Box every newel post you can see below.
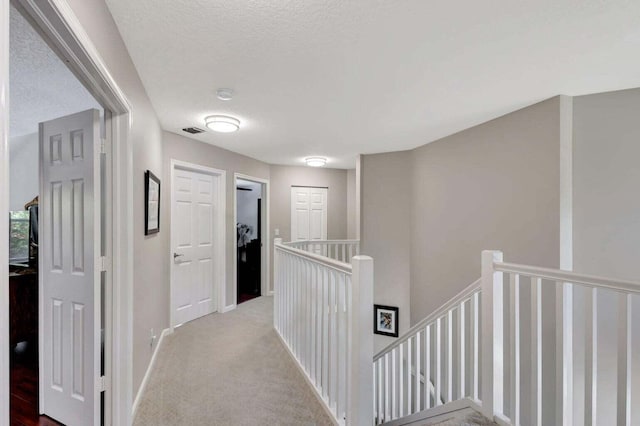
[273,238,283,330]
[481,250,504,420]
[348,255,374,426]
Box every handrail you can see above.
[374,278,481,361]
[495,262,640,294]
[274,241,352,274]
[285,239,360,245]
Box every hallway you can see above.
[133,296,332,425]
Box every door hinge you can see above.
[99,138,109,155]
[98,376,106,393]
[99,256,110,272]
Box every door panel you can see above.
[40,109,101,425]
[172,169,217,326]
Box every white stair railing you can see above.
[373,279,482,424]
[373,249,640,426]
[484,250,640,426]
[273,238,373,426]
[287,239,360,263]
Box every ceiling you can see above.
[105,0,640,168]
[10,4,100,138]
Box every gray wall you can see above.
[163,131,271,308]
[360,151,412,352]
[410,97,563,322]
[9,132,38,211]
[572,87,640,423]
[65,0,166,397]
[347,168,356,239]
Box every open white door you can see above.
[39,109,101,425]
[172,168,218,326]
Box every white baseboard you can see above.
[131,328,171,417]
[222,304,236,313]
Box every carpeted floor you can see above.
[133,296,333,426]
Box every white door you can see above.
[40,109,101,426]
[290,186,327,242]
[172,168,217,326]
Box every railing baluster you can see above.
[510,273,520,425]
[407,336,412,413]
[322,267,329,399]
[617,293,632,426]
[391,348,397,419]
[415,330,421,412]
[436,317,442,406]
[316,264,322,387]
[384,352,390,421]
[459,300,466,399]
[556,280,574,426]
[377,359,383,423]
[447,309,453,403]
[310,261,316,382]
[425,324,431,409]
[330,271,338,411]
[585,287,597,426]
[399,342,404,417]
[472,291,479,402]
[531,277,542,426]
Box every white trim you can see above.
[169,159,226,330]
[3,1,134,425]
[221,304,237,313]
[233,173,271,305]
[131,328,171,417]
[0,2,10,424]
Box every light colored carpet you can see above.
[133,296,333,426]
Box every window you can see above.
[9,211,29,263]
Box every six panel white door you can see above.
[40,109,101,425]
[172,168,218,327]
[290,186,327,243]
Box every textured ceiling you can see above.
[105,0,640,168]
[10,5,100,138]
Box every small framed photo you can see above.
[145,170,161,235]
[374,304,399,337]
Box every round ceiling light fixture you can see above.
[205,115,240,133]
[305,157,327,167]
[216,88,234,101]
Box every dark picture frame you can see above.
[144,170,161,235]
[373,304,399,337]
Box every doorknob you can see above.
[174,253,183,259]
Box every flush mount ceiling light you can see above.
[205,115,240,133]
[305,157,327,167]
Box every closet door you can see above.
[290,186,327,243]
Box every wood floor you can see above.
[10,348,63,426]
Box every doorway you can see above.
[8,4,104,425]
[170,160,226,329]
[233,174,269,306]
[2,0,134,424]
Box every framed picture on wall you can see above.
[145,170,161,235]
[374,304,399,337]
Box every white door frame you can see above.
[233,173,271,307]
[0,1,134,425]
[169,159,226,331]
